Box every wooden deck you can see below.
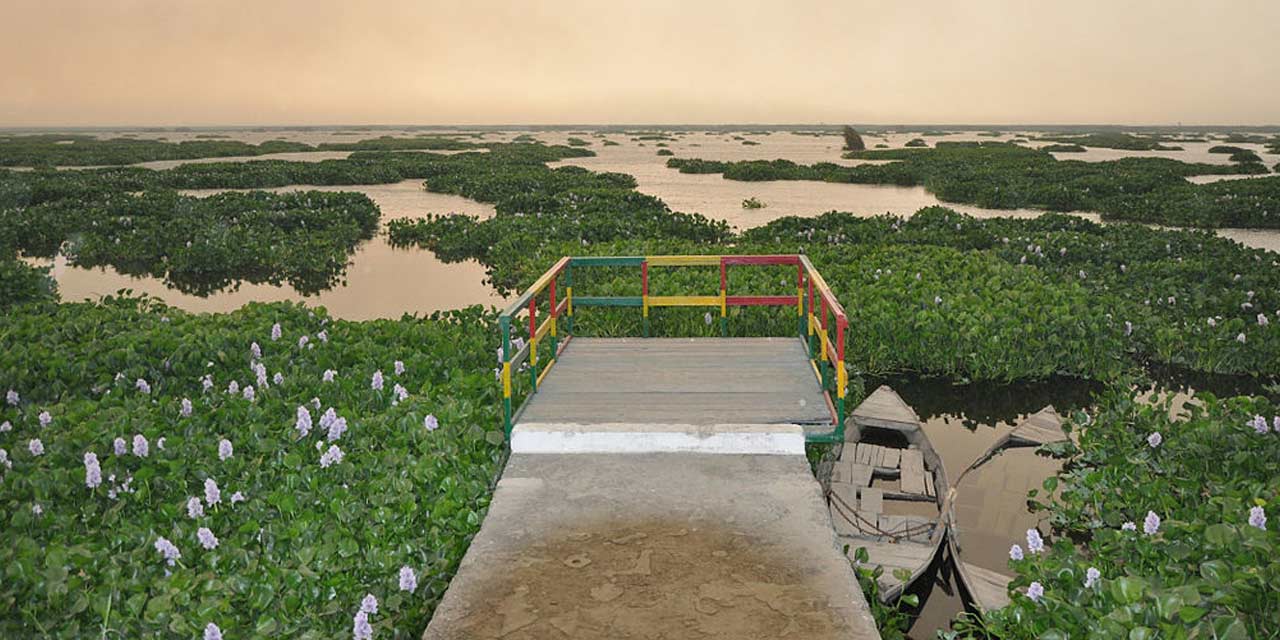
[517,337,834,431]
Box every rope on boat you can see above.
[827,487,935,542]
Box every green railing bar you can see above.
[569,256,646,267]
[573,296,644,307]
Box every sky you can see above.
[2,0,1278,127]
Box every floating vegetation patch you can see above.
[741,197,766,209]
[1038,132,1183,151]
[1041,143,1086,153]
[656,149,674,156]
[666,142,1280,228]
[904,138,928,148]
[0,134,484,167]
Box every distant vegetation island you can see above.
[1037,132,1182,151]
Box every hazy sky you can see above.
[3,0,1278,127]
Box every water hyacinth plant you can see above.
[0,297,503,637]
[950,389,1279,639]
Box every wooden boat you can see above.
[825,385,949,602]
[945,405,1065,613]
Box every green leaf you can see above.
[1111,576,1146,605]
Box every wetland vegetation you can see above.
[667,142,1280,228]
[3,133,1278,640]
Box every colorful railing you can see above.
[498,255,849,442]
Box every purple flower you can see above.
[28,438,44,456]
[424,414,439,431]
[318,330,328,343]
[271,323,282,341]
[205,478,221,505]
[231,491,246,504]
[1236,333,1247,344]
[242,385,255,401]
[1124,321,1133,336]
[136,378,151,394]
[1026,581,1044,603]
[113,437,128,456]
[251,341,262,359]
[0,421,9,432]
[181,398,193,417]
[360,594,378,614]
[1249,506,1267,531]
[394,361,405,376]
[133,434,149,457]
[84,452,102,488]
[1207,317,1217,327]
[327,416,348,442]
[273,372,284,386]
[1259,314,1270,326]
[0,448,9,470]
[1084,567,1101,588]
[1147,432,1162,448]
[320,407,337,430]
[704,312,713,325]
[154,536,181,566]
[1121,521,1137,532]
[5,389,17,406]
[352,610,373,640]
[320,444,344,468]
[1274,416,1280,433]
[392,384,408,405]
[1026,529,1044,554]
[204,623,223,640]
[202,375,214,392]
[298,335,310,349]
[227,380,239,395]
[296,406,313,437]
[157,437,166,450]
[1250,415,1269,434]
[1143,510,1160,536]
[323,369,337,383]
[371,370,384,391]
[197,527,219,550]
[399,566,417,593]
[32,503,42,516]
[187,496,205,519]
[218,439,233,461]
[38,411,52,427]
[1009,544,1024,561]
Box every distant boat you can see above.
[826,385,949,602]
[945,405,1066,613]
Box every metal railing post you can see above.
[564,262,574,335]
[528,297,538,392]
[719,259,728,337]
[641,260,650,337]
[500,315,513,437]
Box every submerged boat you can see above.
[825,385,949,602]
[945,405,1066,613]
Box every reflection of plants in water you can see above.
[870,374,1101,430]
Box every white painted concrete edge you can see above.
[511,422,806,455]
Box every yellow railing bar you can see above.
[646,255,722,266]
[647,295,724,307]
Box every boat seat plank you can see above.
[859,487,883,515]
[899,449,927,496]
[829,481,860,512]
[882,448,900,469]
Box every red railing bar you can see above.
[721,255,801,266]
[726,295,797,306]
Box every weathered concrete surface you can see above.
[424,453,881,639]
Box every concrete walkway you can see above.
[424,450,880,639]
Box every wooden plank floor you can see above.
[518,337,833,430]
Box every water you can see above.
[34,179,508,320]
